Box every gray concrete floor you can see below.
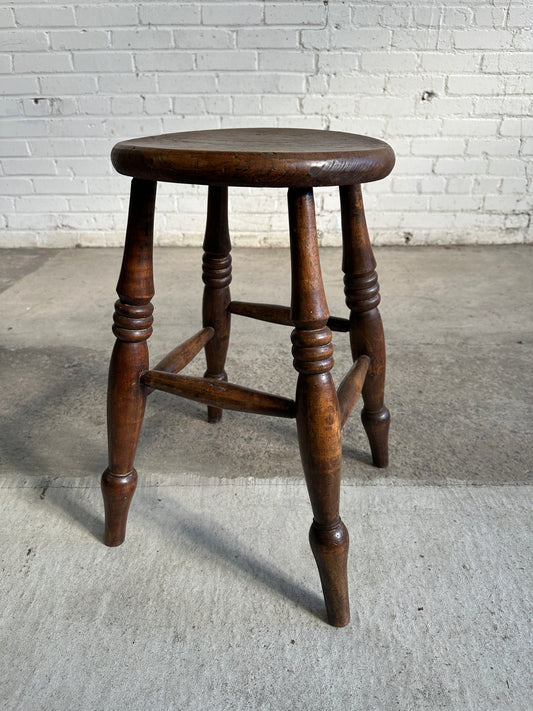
[1,246,532,710]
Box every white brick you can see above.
[111,96,144,115]
[0,140,29,157]
[158,73,216,94]
[174,28,233,49]
[507,5,533,27]
[361,52,417,73]
[237,28,299,48]
[29,138,85,157]
[442,7,473,27]
[329,74,382,95]
[446,177,475,194]
[0,54,11,73]
[387,118,442,135]
[261,95,300,115]
[135,52,193,72]
[0,30,48,51]
[143,95,173,115]
[447,74,504,95]
[1,75,39,94]
[395,157,434,174]
[198,50,256,71]
[76,4,139,27]
[112,29,173,50]
[202,4,262,26]
[431,195,483,211]
[473,7,507,27]
[442,119,498,136]
[232,95,262,115]
[411,138,465,156]
[15,5,75,27]
[0,97,22,117]
[139,4,200,25]
[50,30,109,51]
[360,96,414,116]
[420,53,481,73]
[413,6,441,27]
[204,94,232,115]
[350,5,381,27]
[499,52,533,73]
[99,74,158,93]
[258,52,314,73]
[0,7,15,28]
[487,159,527,177]
[500,177,529,193]
[300,29,329,50]
[466,138,521,156]
[73,52,133,73]
[391,29,445,51]
[500,118,532,136]
[317,52,359,72]
[435,158,486,175]
[14,53,72,74]
[330,28,390,50]
[454,30,514,50]
[265,3,326,26]
[0,178,34,194]
[2,118,47,137]
[40,75,98,95]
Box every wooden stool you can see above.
[102,128,395,627]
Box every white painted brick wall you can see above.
[1,0,532,247]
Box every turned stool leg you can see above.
[101,178,156,546]
[202,186,232,423]
[340,184,390,468]
[288,187,350,627]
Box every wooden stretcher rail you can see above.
[228,301,350,332]
[141,370,297,418]
[337,355,371,428]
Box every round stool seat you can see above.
[111,127,395,188]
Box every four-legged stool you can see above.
[102,128,395,627]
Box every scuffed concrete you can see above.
[1,246,532,709]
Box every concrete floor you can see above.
[1,245,531,710]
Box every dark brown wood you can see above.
[104,129,395,626]
[142,371,296,418]
[101,177,156,546]
[340,184,390,467]
[288,186,350,627]
[202,185,231,422]
[228,300,350,332]
[152,327,214,374]
[111,128,395,188]
[337,355,371,428]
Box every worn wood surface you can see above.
[340,184,390,467]
[142,371,296,418]
[288,186,350,627]
[112,127,395,188]
[202,185,232,422]
[103,129,394,625]
[101,178,156,546]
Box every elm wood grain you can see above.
[101,178,156,546]
[202,185,232,422]
[288,186,350,627]
[228,300,350,332]
[337,355,371,429]
[340,184,390,468]
[111,127,395,188]
[142,371,296,418]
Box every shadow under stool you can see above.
[101,128,395,627]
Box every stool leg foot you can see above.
[102,468,137,546]
[310,519,350,627]
[202,186,232,423]
[289,187,350,627]
[340,184,390,468]
[101,178,156,546]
